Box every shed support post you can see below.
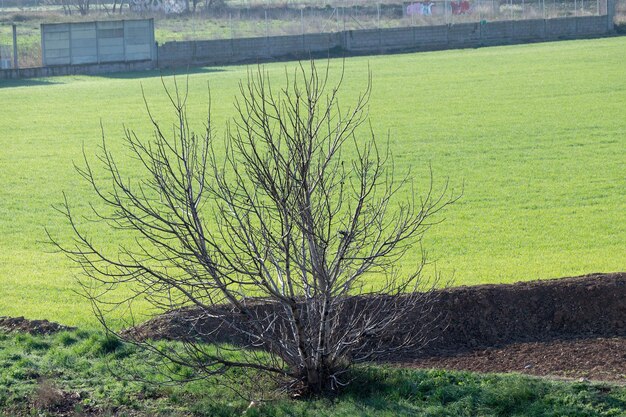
[12,24,18,69]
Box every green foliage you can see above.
[55,331,78,347]
[1,330,626,416]
[70,332,131,358]
[94,335,123,355]
[13,333,51,352]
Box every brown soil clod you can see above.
[127,272,626,350]
[418,271,626,355]
[405,337,626,383]
[32,379,82,416]
[4,272,625,383]
[124,272,626,382]
[0,316,76,335]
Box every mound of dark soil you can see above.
[420,272,626,355]
[126,272,626,357]
[0,316,76,335]
[32,381,84,417]
[407,337,626,382]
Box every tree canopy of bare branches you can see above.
[52,61,458,395]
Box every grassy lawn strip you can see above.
[1,330,625,416]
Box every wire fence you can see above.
[155,0,611,42]
[0,44,13,67]
[0,0,622,68]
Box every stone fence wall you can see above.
[0,14,614,80]
[156,15,611,68]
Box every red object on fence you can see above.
[451,0,471,14]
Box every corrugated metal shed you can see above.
[41,19,154,66]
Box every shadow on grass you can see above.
[0,66,226,88]
[98,66,226,80]
[338,366,626,417]
[0,78,61,88]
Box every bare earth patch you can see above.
[125,272,626,382]
[403,337,626,383]
[3,273,625,383]
[0,316,76,335]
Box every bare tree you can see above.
[51,0,90,15]
[76,0,90,15]
[111,0,125,14]
[52,62,458,395]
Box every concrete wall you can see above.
[0,14,614,80]
[0,59,154,80]
[157,32,342,68]
[41,19,155,66]
[158,15,612,69]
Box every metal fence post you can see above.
[69,23,74,65]
[40,24,45,66]
[301,8,305,50]
[12,24,17,69]
[607,0,615,29]
[122,20,127,62]
[265,10,269,56]
[150,18,156,63]
[96,21,100,64]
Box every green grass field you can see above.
[2,330,626,416]
[1,37,625,327]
